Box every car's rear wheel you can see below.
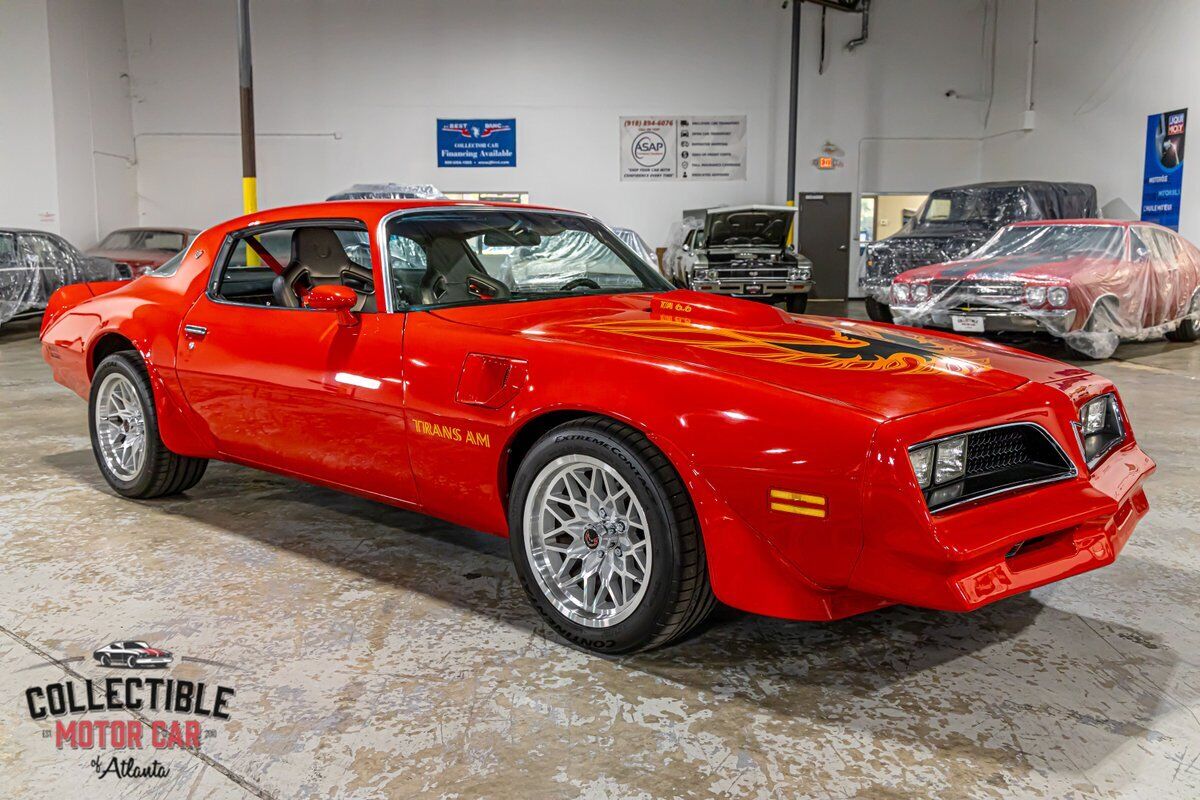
[509,417,715,654]
[865,296,893,322]
[784,293,809,314]
[1166,295,1199,342]
[89,352,208,498]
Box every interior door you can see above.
[796,192,852,299]
[175,290,418,503]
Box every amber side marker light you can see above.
[769,489,827,518]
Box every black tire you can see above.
[1166,298,1199,342]
[508,417,716,654]
[865,296,893,322]
[784,293,809,314]
[1166,317,1199,342]
[99,655,111,667]
[89,352,208,499]
[1063,298,1121,360]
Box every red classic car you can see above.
[89,227,198,278]
[889,220,1200,359]
[40,201,1155,653]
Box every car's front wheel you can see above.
[784,293,809,314]
[509,417,715,654]
[99,655,111,667]
[865,296,893,322]
[89,352,208,498]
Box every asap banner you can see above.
[437,118,516,167]
[1141,108,1187,230]
[620,116,747,182]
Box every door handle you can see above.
[183,324,208,338]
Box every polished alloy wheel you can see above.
[523,454,652,628]
[94,372,147,481]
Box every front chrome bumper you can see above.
[892,306,1076,335]
[858,277,893,304]
[689,279,813,298]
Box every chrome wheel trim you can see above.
[95,372,147,481]
[523,454,652,629]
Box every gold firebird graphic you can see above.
[582,318,989,376]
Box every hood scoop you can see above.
[651,290,793,329]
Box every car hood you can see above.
[434,291,1081,419]
[899,254,1119,282]
[704,205,794,250]
[87,248,173,265]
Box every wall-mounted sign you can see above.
[619,116,746,181]
[811,141,844,171]
[437,118,516,168]
[1141,108,1186,230]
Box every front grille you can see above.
[715,259,789,280]
[929,280,1024,311]
[966,427,1031,476]
[919,423,1076,512]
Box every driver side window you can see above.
[213,222,375,311]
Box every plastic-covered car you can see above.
[0,229,122,326]
[327,183,447,201]
[889,220,1200,359]
[662,206,813,313]
[860,181,1099,322]
[41,200,1155,654]
[612,227,656,267]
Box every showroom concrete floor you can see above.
[1,305,1198,800]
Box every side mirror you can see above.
[306,284,359,327]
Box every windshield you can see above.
[386,210,670,308]
[971,225,1126,260]
[100,230,188,252]
[918,188,1029,226]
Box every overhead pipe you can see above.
[845,0,870,51]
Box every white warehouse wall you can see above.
[46,0,139,248]
[0,1,60,233]
[982,0,1200,238]
[124,0,992,255]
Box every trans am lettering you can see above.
[584,319,987,375]
[413,419,492,447]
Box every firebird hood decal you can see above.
[581,318,989,376]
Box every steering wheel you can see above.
[419,270,511,305]
[561,278,602,292]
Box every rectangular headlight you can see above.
[1078,394,1124,467]
[934,436,968,484]
[908,446,934,488]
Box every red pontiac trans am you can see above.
[40,200,1155,653]
[889,219,1200,359]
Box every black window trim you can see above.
[206,217,372,312]
[376,205,671,314]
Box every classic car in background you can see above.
[327,183,447,201]
[0,229,122,326]
[860,181,1099,322]
[41,200,1154,654]
[88,227,198,278]
[663,205,813,313]
[889,220,1200,359]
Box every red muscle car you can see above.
[40,200,1155,654]
[889,220,1200,359]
